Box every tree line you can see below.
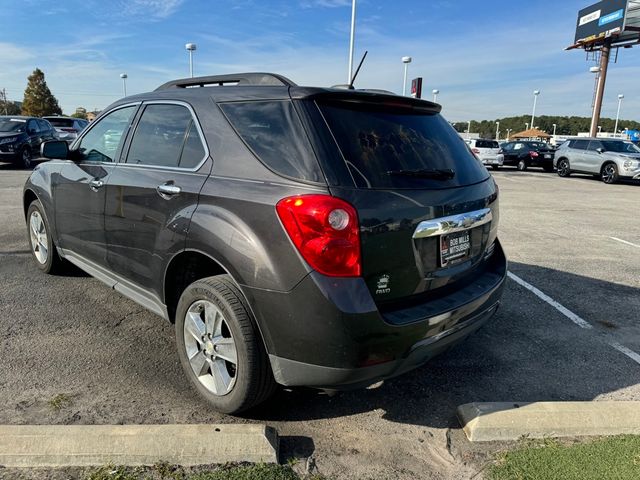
[452,115,640,140]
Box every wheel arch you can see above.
[163,248,275,356]
[23,188,38,218]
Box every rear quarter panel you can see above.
[23,161,65,242]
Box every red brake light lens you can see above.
[472,148,481,154]
[530,151,539,158]
[276,195,361,277]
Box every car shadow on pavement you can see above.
[247,261,640,430]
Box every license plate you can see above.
[544,154,552,159]
[440,230,471,267]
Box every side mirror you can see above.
[41,140,69,159]
[596,147,605,154]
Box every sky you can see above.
[0,0,638,123]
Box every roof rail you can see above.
[155,73,297,91]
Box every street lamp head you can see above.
[120,73,128,79]
[432,89,439,95]
[533,90,540,96]
[589,66,601,74]
[618,94,625,100]
[185,43,197,51]
[402,56,412,64]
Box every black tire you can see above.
[26,200,63,274]
[175,275,276,414]
[517,159,528,171]
[491,165,500,170]
[601,162,619,184]
[557,158,571,177]
[543,165,554,173]
[19,147,32,169]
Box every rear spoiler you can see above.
[290,88,442,114]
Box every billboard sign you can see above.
[575,0,629,43]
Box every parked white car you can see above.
[466,139,503,170]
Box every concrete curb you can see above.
[0,424,279,467]
[457,402,640,442]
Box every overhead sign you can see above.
[575,0,629,43]
[411,77,423,99]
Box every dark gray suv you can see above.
[24,73,507,413]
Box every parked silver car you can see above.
[42,116,89,144]
[554,138,640,184]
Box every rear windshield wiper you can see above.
[386,168,455,180]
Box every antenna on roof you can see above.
[349,51,368,89]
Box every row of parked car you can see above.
[466,137,640,184]
[0,115,89,168]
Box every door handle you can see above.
[89,179,104,192]
[157,183,182,199]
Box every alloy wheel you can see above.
[558,160,569,177]
[29,211,48,264]
[22,149,32,168]
[602,164,617,184]
[183,300,238,396]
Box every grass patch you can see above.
[48,393,72,411]
[84,463,307,480]
[488,435,640,480]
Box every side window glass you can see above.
[179,122,206,169]
[27,120,39,134]
[587,141,603,151]
[38,120,50,132]
[503,143,513,152]
[514,143,524,150]
[77,106,137,163]
[573,140,589,150]
[126,104,198,168]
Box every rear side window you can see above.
[220,101,322,183]
[571,140,589,150]
[317,101,489,189]
[126,104,206,169]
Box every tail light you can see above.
[276,195,361,277]
[529,151,539,158]
[472,148,481,154]
[498,149,503,154]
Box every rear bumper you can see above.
[245,240,507,389]
[482,156,504,166]
[0,151,19,162]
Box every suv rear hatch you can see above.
[297,91,500,311]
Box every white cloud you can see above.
[301,0,352,8]
[120,0,184,19]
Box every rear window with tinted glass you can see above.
[220,101,323,183]
[476,140,499,149]
[317,101,489,189]
[46,118,74,128]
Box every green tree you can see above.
[21,68,62,117]
[0,100,21,116]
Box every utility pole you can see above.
[590,39,612,138]
[348,0,357,84]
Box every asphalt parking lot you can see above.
[0,161,639,479]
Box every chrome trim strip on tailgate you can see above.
[412,208,492,239]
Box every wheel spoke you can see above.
[185,312,205,344]
[205,305,222,337]
[189,350,209,376]
[30,214,39,237]
[210,358,232,394]
[213,337,237,364]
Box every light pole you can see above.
[119,73,128,97]
[495,121,500,141]
[185,43,197,78]
[614,94,624,136]
[402,56,412,96]
[467,121,472,139]
[347,0,357,84]
[552,123,557,137]
[506,129,512,141]
[432,89,439,102]
[598,125,602,135]
[525,122,529,130]
[531,90,540,131]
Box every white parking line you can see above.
[507,272,592,329]
[610,237,640,249]
[507,271,640,367]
